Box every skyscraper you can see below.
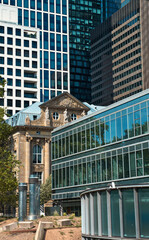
[69,0,121,103]
[91,0,149,105]
[0,0,69,115]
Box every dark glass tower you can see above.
[69,0,121,103]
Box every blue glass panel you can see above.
[37,0,41,10]
[24,0,28,8]
[57,53,61,70]
[50,52,55,69]
[44,13,48,30]
[50,71,55,88]
[57,72,61,89]
[63,73,68,90]
[111,190,120,237]
[37,12,42,29]
[50,0,54,12]
[50,15,54,31]
[18,9,22,25]
[56,15,61,32]
[40,31,42,49]
[63,54,67,70]
[101,191,108,236]
[62,17,67,33]
[44,51,49,69]
[50,33,55,50]
[40,89,42,102]
[44,32,48,50]
[43,0,48,11]
[62,0,67,15]
[40,51,42,68]
[24,10,29,26]
[138,188,149,238]
[30,0,35,9]
[44,70,49,88]
[31,11,35,27]
[44,90,49,102]
[10,0,15,5]
[122,189,136,237]
[51,90,55,98]
[56,0,60,13]
[40,70,42,87]
[63,35,67,52]
[3,0,8,4]
[56,34,61,51]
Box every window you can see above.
[53,112,59,120]
[7,58,13,65]
[7,109,12,116]
[24,101,29,107]
[0,99,4,106]
[16,100,21,107]
[16,69,21,76]
[7,68,13,75]
[0,26,4,33]
[16,28,21,36]
[0,67,4,74]
[7,89,13,96]
[16,49,21,56]
[7,27,13,35]
[71,113,77,121]
[32,41,37,48]
[16,90,21,97]
[16,59,21,66]
[0,57,4,64]
[16,39,21,46]
[0,36,4,44]
[7,78,13,86]
[16,79,21,86]
[33,145,42,164]
[0,47,4,54]
[24,50,29,57]
[32,61,37,68]
[7,99,12,107]
[32,51,37,58]
[24,60,29,67]
[24,40,29,47]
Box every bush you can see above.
[53,210,59,216]
[63,212,67,216]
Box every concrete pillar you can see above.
[18,183,27,221]
[25,136,32,183]
[45,138,50,181]
[28,175,38,220]
[81,196,86,234]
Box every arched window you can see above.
[33,145,42,164]
[71,113,77,121]
[53,112,59,120]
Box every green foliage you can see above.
[53,210,59,216]
[0,77,19,208]
[69,213,75,219]
[40,175,52,205]
[63,212,67,216]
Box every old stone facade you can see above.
[11,93,90,185]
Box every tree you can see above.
[0,77,19,211]
[40,175,52,205]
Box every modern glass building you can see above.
[0,0,69,115]
[91,0,149,106]
[51,89,149,216]
[69,0,121,103]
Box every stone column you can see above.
[45,138,50,181]
[25,136,32,183]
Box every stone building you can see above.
[7,93,90,185]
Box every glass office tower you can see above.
[0,0,69,107]
[69,0,121,103]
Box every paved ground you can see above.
[45,227,81,240]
